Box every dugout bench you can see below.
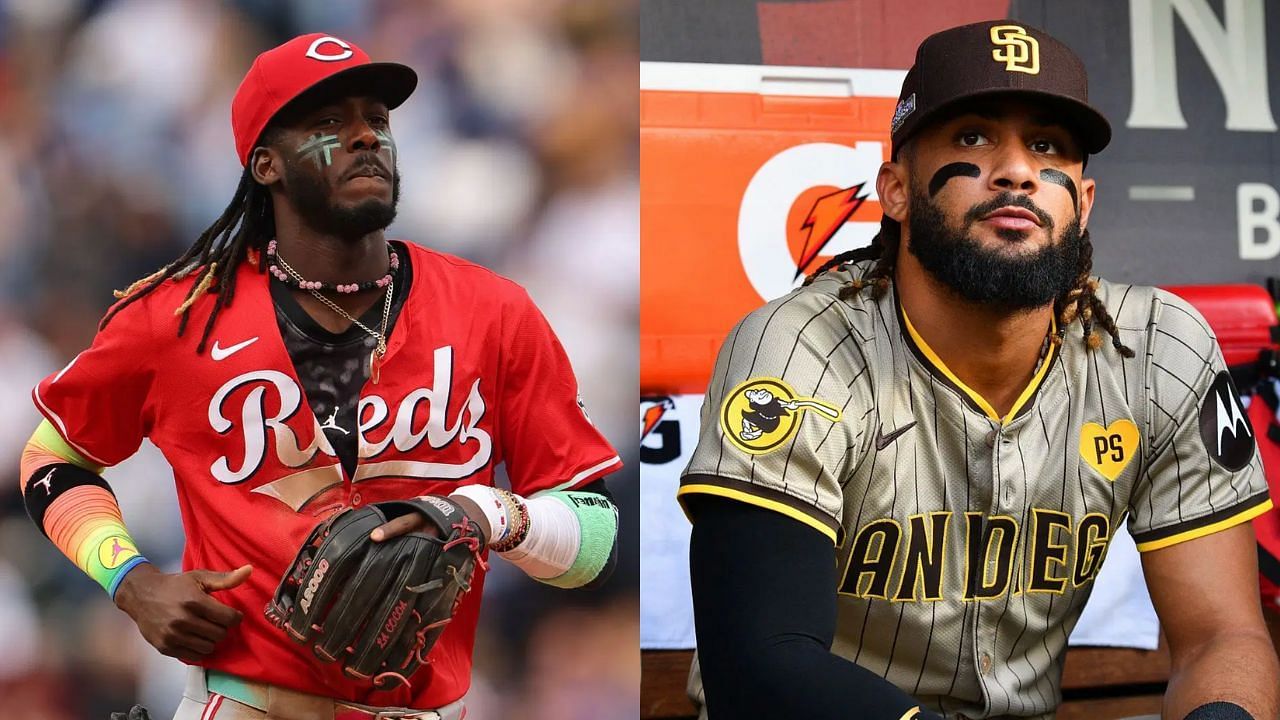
[642,608,1280,719]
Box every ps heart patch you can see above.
[1079,420,1140,481]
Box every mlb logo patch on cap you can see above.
[890,93,916,135]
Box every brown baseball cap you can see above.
[890,20,1110,158]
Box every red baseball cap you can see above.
[231,33,418,166]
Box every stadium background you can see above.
[642,0,1280,286]
[0,1,639,718]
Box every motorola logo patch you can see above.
[1198,371,1255,471]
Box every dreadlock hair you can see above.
[101,147,278,354]
[1050,228,1135,358]
[804,220,1136,358]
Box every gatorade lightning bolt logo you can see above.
[642,398,675,441]
[793,183,869,281]
[738,141,884,301]
[642,396,682,465]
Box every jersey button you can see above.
[980,652,993,675]
[351,492,363,506]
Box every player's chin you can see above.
[326,197,398,239]
[335,195,396,220]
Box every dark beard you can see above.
[283,156,401,241]
[906,189,1083,313]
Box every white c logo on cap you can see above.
[305,36,353,62]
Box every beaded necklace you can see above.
[269,240,397,384]
[266,239,398,293]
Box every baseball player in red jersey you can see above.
[19,34,621,719]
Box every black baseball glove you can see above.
[266,496,486,689]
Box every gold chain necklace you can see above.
[274,249,394,384]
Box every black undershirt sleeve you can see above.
[688,494,943,720]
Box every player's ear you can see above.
[877,161,909,224]
[250,146,282,187]
[1078,176,1096,230]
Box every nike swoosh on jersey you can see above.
[875,421,917,450]
[210,336,260,361]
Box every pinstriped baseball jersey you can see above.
[679,261,1271,719]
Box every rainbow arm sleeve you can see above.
[20,420,149,598]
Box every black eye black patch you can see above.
[1039,169,1078,207]
[928,162,981,197]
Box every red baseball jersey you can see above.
[34,242,622,708]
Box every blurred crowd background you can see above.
[0,0,639,718]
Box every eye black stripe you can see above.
[929,162,981,197]
[1039,169,1078,207]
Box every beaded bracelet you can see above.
[491,491,531,553]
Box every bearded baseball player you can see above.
[19,34,621,719]
[680,21,1279,720]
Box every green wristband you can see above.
[539,491,619,589]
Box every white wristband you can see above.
[499,494,581,579]
[447,485,510,544]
